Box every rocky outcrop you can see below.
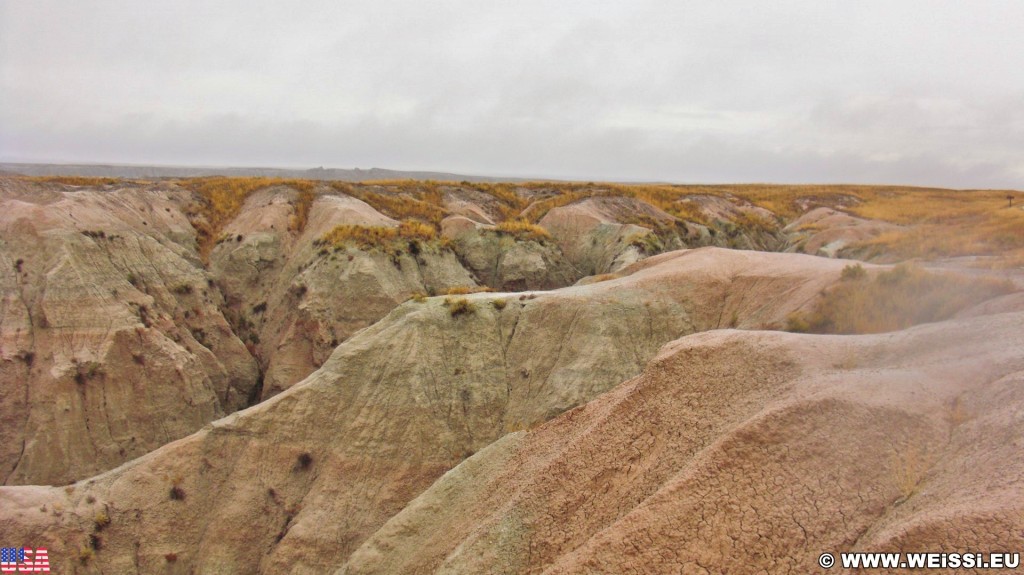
[676,193,788,251]
[537,194,794,277]
[208,188,478,399]
[785,206,900,258]
[0,179,258,485]
[538,197,685,276]
[0,247,866,573]
[447,229,577,291]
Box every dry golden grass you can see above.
[472,182,522,204]
[317,225,402,250]
[599,183,1022,263]
[893,443,932,502]
[786,264,1016,334]
[445,285,494,295]
[318,220,434,247]
[855,194,1024,262]
[495,219,552,241]
[180,177,322,257]
[310,181,1024,263]
[181,177,271,258]
[610,184,716,225]
[472,182,531,220]
[520,190,593,222]
[687,185,1024,262]
[28,176,122,186]
[285,180,317,233]
[35,174,1020,264]
[443,297,476,317]
[332,181,447,225]
[516,182,797,226]
[315,219,446,258]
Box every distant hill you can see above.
[0,162,528,183]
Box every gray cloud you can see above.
[2,0,1023,187]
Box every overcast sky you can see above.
[2,1,1023,187]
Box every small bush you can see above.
[164,552,178,563]
[252,301,267,314]
[840,263,867,281]
[190,328,209,348]
[296,452,313,470]
[172,283,194,295]
[785,312,811,333]
[492,299,507,310]
[78,546,94,565]
[169,486,186,501]
[444,297,476,317]
[94,511,110,531]
[89,533,103,551]
[409,292,428,303]
[893,444,931,502]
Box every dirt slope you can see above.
[341,309,1024,575]
[0,247,856,573]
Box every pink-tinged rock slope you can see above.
[341,309,1024,575]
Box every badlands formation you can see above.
[0,175,1022,574]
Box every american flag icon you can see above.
[0,547,49,572]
